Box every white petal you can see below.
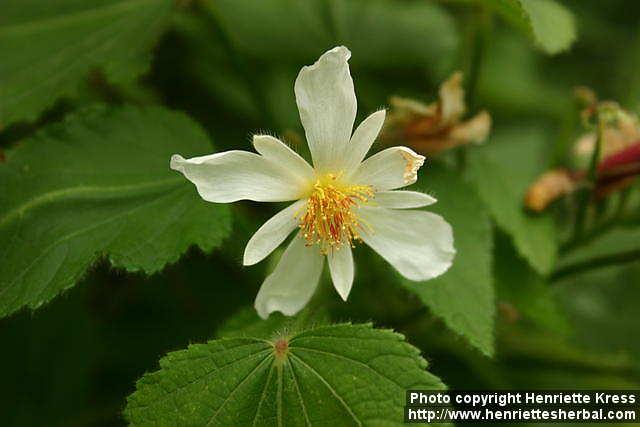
[327,246,354,301]
[252,135,315,185]
[342,109,386,174]
[294,46,357,172]
[243,200,306,266]
[358,207,455,281]
[254,234,324,319]
[349,146,425,191]
[170,151,305,203]
[373,191,437,209]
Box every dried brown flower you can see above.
[382,72,491,155]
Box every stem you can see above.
[572,112,604,238]
[466,5,490,112]
[560,219,614,253]
[551,249,640,282]
[615,186,632,218]
[587,117,605,184]
[457,4,491,172]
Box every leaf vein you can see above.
[290,353,361,426]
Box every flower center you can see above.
[297,174,374,254]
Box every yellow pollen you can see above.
[297,174,374,254]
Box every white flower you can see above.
[170,46,455,319]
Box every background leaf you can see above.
[556,263,640,367]
[0,105,231,318]
[402,164,495,356]
[2,0,640,424]
[197,0,459,127]
[0,0,173,126]
[330,0,458,74]
[125,323,445,426]
[556,227,640,272]
[494,232,568,332]
[467,125,558,275]
[0,251,255,426]
[207,0,458,72]
[477,34,572,119]
[483,0,577,54]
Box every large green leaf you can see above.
[330,0,458,73]
[403,165,495,356]
[0,105,231,318]
[467,125,558,275]
[125,323,444,426]
[483,0,577,54]
[207,0,458,72]
[206,0,331,65]
[178,0,457,132]
[477,34,572,119]
[0,0,173,126]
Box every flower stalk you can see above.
[573,109,604,238]
[525,93,640,226]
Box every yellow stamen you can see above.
[297,174,374,254]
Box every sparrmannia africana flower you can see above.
[171,47,455,318]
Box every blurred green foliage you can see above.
[1,0,640,425]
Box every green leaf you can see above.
[207,0,458,73]
[403,165,495,356]
[498,326,640,388]
[0,105,231,318]
[206,0,332,64]
[494,232,568,332]
[467,125,558,275]
[330,0,458,73]
[557,226,640,271]
[618,30,640,110]
[478,34,572,119]
[0,0,173,126]
[171,10,261,121]
[125,323,445,426]
[184,0,457,128]
[483,0,577,55]
[556,263,640,364]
